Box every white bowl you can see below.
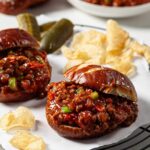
[67,0,150,18]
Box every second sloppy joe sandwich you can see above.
[0,28,51,102]
[46,64,138,139]
[0,0,48,15]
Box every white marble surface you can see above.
[0,1,150,150]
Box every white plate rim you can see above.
[67,0,150,18]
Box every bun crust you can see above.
[46,110,137,139]
[64,64,137,102]
[0,29,39,51]
[46,108,110,139]
[0,92,36,103]
[0,0,48,15]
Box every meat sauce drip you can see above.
[0,48,50,98]
[47,81,138,131]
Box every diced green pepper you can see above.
[9,77,17,91]
[76,87,84,94]
[90,91,99,100]
[35,56,44,64]
[61,106,72,113]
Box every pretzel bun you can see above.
[0,0,48,15]
[46,64,138,139]
[0,28,51,102]
[64,64,137,102]
[0,29,39,51]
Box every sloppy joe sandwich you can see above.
[46,64,138,139]
[0,28,51,102]
[0,0,48,15]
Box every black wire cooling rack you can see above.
[92,123,150,150]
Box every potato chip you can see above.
[75,44,105,58]
[111,60,136,77]
[64,59,84,72]
[13,107,35,129]
[10,131,46,150]
[127,40,150,62]
[62,46,76,59]
[0,112,15,129]
[0,106,35,131]
[127,40,145,55]
[62,19,150,76]
[71,30,106,48]
[105,53,119,64]
[121,49,134,61]
[10,131,37,149]
[62,46,89,60]
[144,48,150,63]
[25,139,46,150]
[85,55,106,65]
[106,20,129,53]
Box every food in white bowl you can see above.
[85,0,150,7]
[67,0,150,18]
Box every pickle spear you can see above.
[40,19,74,53]
[17,13,41,41]
[40,21,56,32]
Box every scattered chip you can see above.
[62,19,150,76]
[64,59,84,72]
[10,131,46,150]
[144,48,150,64]
[0,106,35,132]
[25,139,46,150]
[71,30,106,48]
[106,20,129,54]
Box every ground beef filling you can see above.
[0,48,50,98]
[47,81,138,132]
